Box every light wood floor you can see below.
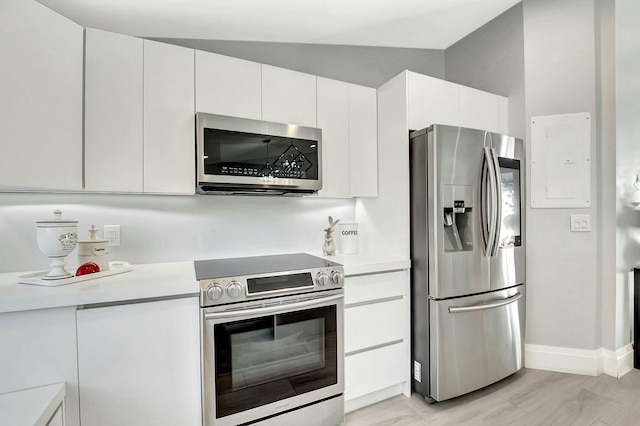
[345,368,640,425]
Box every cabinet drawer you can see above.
[344,270,408,305]
[345,341,407,401]
[345,297,405,354]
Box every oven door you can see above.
[202,290,344,426]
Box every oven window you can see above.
[213,305,337,418]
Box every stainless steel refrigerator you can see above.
[410,124,526,403]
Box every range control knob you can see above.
[227,280,243,298]
[206,283,223,301]
[316,272,329,286]
[330,270,344,285]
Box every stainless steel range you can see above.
[196,253,344,426]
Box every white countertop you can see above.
[313,252,410,276]
[0,261,198,314]
[0,383,65,426]
[0,253,409,314]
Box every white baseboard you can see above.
[525,343,634,378]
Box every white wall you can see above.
[0,193,355,273]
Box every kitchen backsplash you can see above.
[0,193,355,273]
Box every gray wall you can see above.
[616,0,640,348]
[444,0,618,352]
[445,3,525,140]
[152,38,445,88]
[522,0,606,350]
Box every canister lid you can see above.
[78,225,108,243]
[36,209,78,225]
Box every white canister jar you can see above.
[337,221,359,255]
[77,225,109,272]
[36,210,78,280]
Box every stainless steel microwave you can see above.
[196,113,322,195]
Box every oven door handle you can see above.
[203,293,343,320]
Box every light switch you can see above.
[570,214,590,232]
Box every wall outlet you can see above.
[413,360,422,382]
[570,214,591,232]
[104,225,121,246]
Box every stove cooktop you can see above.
[194,253,339,280]
[195,253,344,306]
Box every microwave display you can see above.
[203,129,319,180]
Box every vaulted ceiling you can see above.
[37,0,521,49]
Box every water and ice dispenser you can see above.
[442,185,473,252]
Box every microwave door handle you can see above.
[204,293,343,320]
[490,149,502,256]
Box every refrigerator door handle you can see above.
[448,291,523,314]
[490,148,502,257]
[481,147,498,256]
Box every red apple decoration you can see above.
[76,262,100,276]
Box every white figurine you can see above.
[323,216,340,256]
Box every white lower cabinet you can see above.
[0,307,79,426]
[76,297,201,426]
[345,297,405,353]
[345,341,407,401]
[343,270,410,412]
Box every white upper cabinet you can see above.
[84,28,144,192]
[85,30,195,194]
[316,79,378,199]
[317,78,350,198]
[143,40,195,194]
[348,84,378,197]
[458,85,508,134]
[407,71,508,135]
[407,72,460,131]
[261,65,317,127]
[195,51,261,120]
[0,0,83,190]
